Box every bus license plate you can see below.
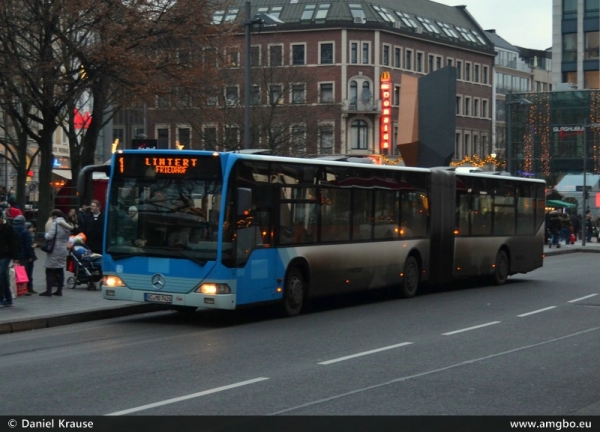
[144,293,173,304]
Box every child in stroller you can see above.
[66,233,103,290]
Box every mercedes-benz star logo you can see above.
[151,273,166,290]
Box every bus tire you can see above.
[491,250,509,285]
[399,256,419,298]
[281,267,305,317]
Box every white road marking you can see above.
[517,306,557,317]
[441,321,500,336]
[270,327,600,415]
[568,294,598,303]
[106,377,269,415]
[318,342,413,365]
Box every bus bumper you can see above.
[102,286,237,310]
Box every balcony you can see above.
[344,98,379,113]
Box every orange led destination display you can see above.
[114,153,221,180]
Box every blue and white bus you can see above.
[83,150,545,317]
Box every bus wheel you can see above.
[282,267,305,317]
[399,256,419,298]
[491,250,509,285]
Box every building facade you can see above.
[113,0,496,165]
[552,0,600,89]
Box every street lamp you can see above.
[505,96,532,175]
[243,1,283,149]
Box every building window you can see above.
[270,84,283,105]
[456,95,462,115]
[383,45,390,66]
[465,62,471,81]
[301,4,315,20]
[349,80,357,109]
[350,119,368,150]
[473,135,480,156]
[177,127,191,149]
[416,51,423,72]
[227,49,239,67]
[563,33,577,62]
[204,126,217,150]
[349,3,366,20]
[585,71,600,89]
[320,42,334,64]
[473,98,480,117]
[464,134,471,156]
[269,45,283,67]
[455,132,462,159]
[482,100,488,118]
[291,44,306,65]
[474,64,480,83]
[447,58,454,67]
[350,42,358,64]
[224,126,239,148]
[482,66,489,84]
[315,3,331,20]
[585,32,600,59]
[394,47,401,68]
[393,85,400,106]
[362,42,370,64]
[291,124,306,155]
[436,55,442,71]
[291,84,306,103]
[157,127,169,149]
[405,49,413,71]
[456,60,462,80]
[320,82,334,103]
[361,81,371,105]
[250,85,260,105]
[586,0,600,18]
[464,97,471,116]
[563,0,577,19]
[225,86,238,106]
[428,54,434,73]
[250,45,260,67]
[319,123,334,155]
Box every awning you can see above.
[546,199,576,208]
[52,169,72,180]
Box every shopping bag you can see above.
[17,282,28,297]
[9,267,17,299]
[14,265,29,284]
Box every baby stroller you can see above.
[66,243,103,291]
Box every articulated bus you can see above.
[84,150,545,317]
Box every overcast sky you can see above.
[434,0,552,50]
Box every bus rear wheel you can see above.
[281,267,305,317]
[399,256,419,298]
[491,250,509,285]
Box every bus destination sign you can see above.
[114,153,221,180]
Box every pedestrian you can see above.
[12,215,37,295]
[585,211,594,242]
[0,210,20,307]
[25,222,38,292]
[559,212,572,246]
[548,210,561,248]
[6,196,23,218]
[81,199,104,254]
[39,209,73,297]
[66,208,80,234]
[570,212,580,240]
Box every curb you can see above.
[544,246,600,257]
[0,303,165,335]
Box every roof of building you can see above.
[221,0,495,54]
[485,30,518,52]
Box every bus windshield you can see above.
[105,153,223,264]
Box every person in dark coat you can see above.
[81,199,104,254]
[548,210,561,248]
[0,210,20,306]
[12,215,36,295]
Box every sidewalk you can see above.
[2,241,600,335]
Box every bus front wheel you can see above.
[399,256,419,298]
[491,250,509,285]
[281,267,305,317]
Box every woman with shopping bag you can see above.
[13,215,37,295]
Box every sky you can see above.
[435,0,552,50]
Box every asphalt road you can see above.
[1,253,599,417]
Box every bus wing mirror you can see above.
[236,188,252,216]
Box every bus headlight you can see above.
[103,275,126,287]
[197,283,231,295]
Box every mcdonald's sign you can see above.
[380,72,392,150]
